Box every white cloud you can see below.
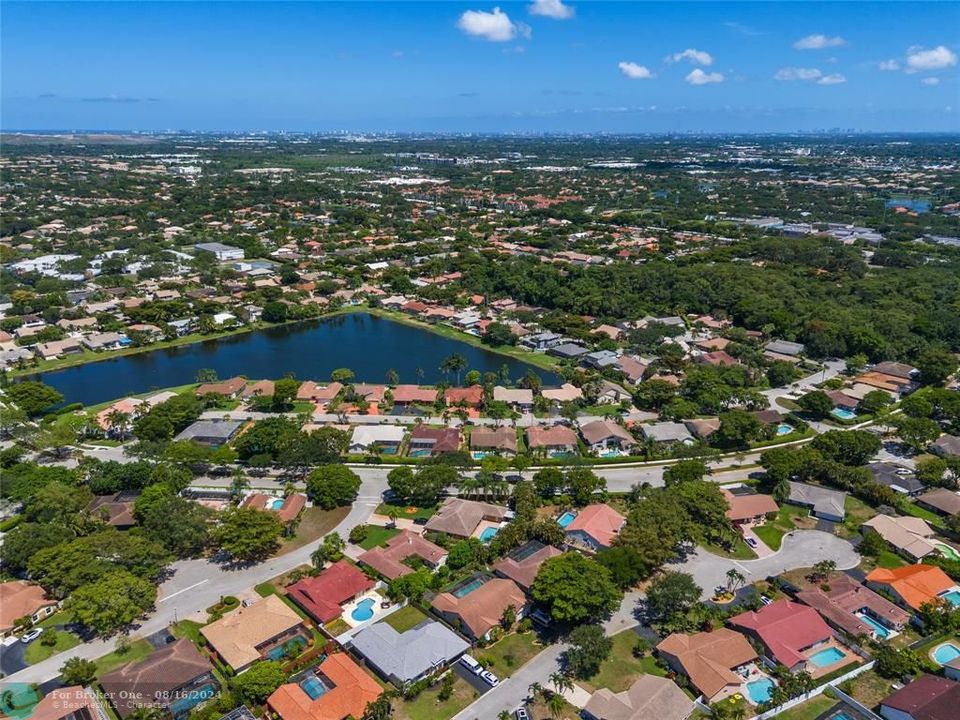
[668,48,714,66]
[878,59,900,71]
[906,45,957,71]
[922,77,941,86]
[793,34,846,50]
[774,67,823,81]
[817,73,846,85]
[618,61,654,79]
[529,0,574,20]
[457,7,528,42]
[685,69,724,85]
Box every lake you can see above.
[30,312,559,407]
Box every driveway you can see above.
[0,637,28,677]
[668,529,860,598]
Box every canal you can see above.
[30,312,559,407]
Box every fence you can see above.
[752,660,876,720]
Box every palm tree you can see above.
[547,692,566,718]
[440,353,468,385]
[527,682,544,703]
[549,671,573,695]
[106,409,129,439]
[498,712,511,720]
[229,468,250,503]
[726,568,746,593]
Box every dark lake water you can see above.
[31,312,558,407]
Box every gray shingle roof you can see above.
[350,620,469,684]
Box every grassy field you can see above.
[94,638,154,676]
[394,675,479,720]
[358,525,402,550]
[754,504,814,551]
[842,669,898,710]
[375,501,438,521]
[23,630,81,664]
[578,631,666,694]
[381,605,430,633]
[477,632,541,677]
[275,506,351,555]
[840,496,877,538]
[771,695,838,720]
[702,536,757,560]
[171,620,206,644]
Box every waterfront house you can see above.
[656,629,758,703]
[200,594,306,673]
[0,581,58,639]
[582,674,694,720]
[349,619,469,688]
[865,564,959,612]
[469,426,518,456]
[431,577,527,641]
[492,540,563,592]
[492,385,534,411]
[541,383,583,405]
[580,419,637,454]
[564,503,626,552]
[423,497,508,539]
[728,599,845,674]
[286,560,376,624]
[173,419,244,447]
[408,425,461,456]
[392,384,438,408]
[99,639,215,718]
[267,653,382,720]
[195,377,247,399]
[444,385,484,408]
[296,381,343,403]
[358,530,447,580]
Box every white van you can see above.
[459,654,482,674]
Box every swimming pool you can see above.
[351,597,376,622]
[746,677,775,703]
[933,643,960,665]
[808,647,845,668]
[776,423,794,436]
[479,526,499,543]
[452,577,486,598]
[557,511,577,528]
[856,612,891,639]
[268,498,285,510]
[830,408,857,421]
[266,636,306,660]
[299,675,329,700]
[168,684,217,716]
[936,544,960,562]
[940,590,960,606]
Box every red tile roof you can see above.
[728,599,833,668]
[565,503,625,548]
[268,653,382,720]
[286,560,375,623]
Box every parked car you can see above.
[480,670,500,687]
[20,628,44,644]
[515,708,530,720]
[760,595,773,605]
[460,654,482,674]
[745,537,758,548]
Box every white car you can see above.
[480,670,500,687]
[745,537,758,548]
[20,628,44,644]
[459,654,483,675]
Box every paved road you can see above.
[761,359,845,408]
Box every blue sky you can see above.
[3,1,959,132]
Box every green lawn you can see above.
[358,525,402,550]
[323,618,351,637]
[842,669,897,710]
[900,502,947,530]
[769,695,837,720]
[23,630,81,664]
[381,605,430,633]
[395,676,479,720]
[477,632,541,677]
[840,496,877,538]
[255,581,278,597]
[94,639,154,676]
[275,506,351,555]
[579,631,666,693]
[171,620,205,645]
[375,501,438,521]
[754,505,812,551]
[702,536,757,560]
[37,609,75,629]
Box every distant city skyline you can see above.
[2,1,959,133]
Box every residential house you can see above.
[861,515,940,561]
[728,599,844,673]
[686,417,721,441]
[580,420,637,454]
[392,385,438,408]
[240,493,307,525]
[493,386,534,411]
[865,564,959,612]
[286,560,376,624]
[656,629,758,703]
[200,594,306,672]
[349,425,405,454]
[641,421,694,446]
[0,581,58,639]
[83,332,125,351]
[195,377,247,399]
[408,425,461,456]
[241,380,275,399]
[30,687,101,720]
[597,380,633,405]
[469,426,518,456]
[931,435,960,459]
[541,383,583,405]
[795,573,911,641]
[521,331,563,351]
[444,385,484,408]
[431,577,527,641]
[764,340,805,362]
[296,381,343,403]
[173,420,244,446]
[548,342,589,360]
[492,540,563,592]
[916,488,960,518]
[99,639,215,718]
[358,530,447,580]
[867,463,924,496]
[525,425,578,456]
[351,384,387,404]
[721,489,779,527]
[423,497,508,539]
[349,619,469,688]
[194,242,244,261]
[616,356,647,385]
[87,494,136,528]
[565,503,626,552]
[267,653,382,720]
[582,350,620,370]
[879,674,960,720]
[786,482,847,522]
[582,674,694,720]
[34,338,82,360]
